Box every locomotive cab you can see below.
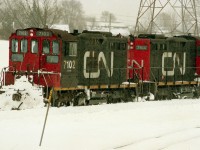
[9,29,42,74]
[4,29,42,85]
[3,28,66,87]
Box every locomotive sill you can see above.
[158,81,198,86]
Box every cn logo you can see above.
[162,52,186,76]
[83,51,114,78]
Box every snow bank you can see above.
[0,76,44,110]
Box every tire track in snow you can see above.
[113,126,200,150]
[158,127,200,150]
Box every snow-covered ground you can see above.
[1,40,200,150]
[1,91,200,150]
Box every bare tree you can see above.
[0,0,16,39]
[60,0,86,32]
[85,16,96,30]
[100,11,116,22]
[0,0,3,19]
[0,0,87,39]
[25,0,62,27]
[0,0,62,39]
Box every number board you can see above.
[16,30,29,36]
[36,31,52,37]
[136,45,148,50]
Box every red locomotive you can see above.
[2,28,200,106]
[128,34,200,99]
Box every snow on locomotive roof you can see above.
[50,24,70,32]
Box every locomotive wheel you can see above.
[57,102,65,107]
[73,92,87,106]
[106,96,113,104]
[73,97,86,106]
[193,92,199,99]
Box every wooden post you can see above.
[39,88,53,146]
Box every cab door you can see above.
[61,41,78,88]
[33,37,61,87]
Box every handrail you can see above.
[39,69,49,98]
[38,68,54,85]
[38,68,56,103]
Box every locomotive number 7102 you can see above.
[64,60,76,69]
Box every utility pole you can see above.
[134,0,199,36]
[109,13,111,32]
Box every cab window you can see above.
[11,54,23,62]
[11,39,18,52]
[47,56,59,63]
[42,40,50,54]
[53,40,59,54]
[69,42,77,56]
[136,45,148,50]
[65,42,77,56]
[31,40,38,53]
[20,39,28,53]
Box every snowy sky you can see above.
[80,0,140,26]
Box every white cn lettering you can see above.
[83,51,114,78]
[162,52,186,76]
